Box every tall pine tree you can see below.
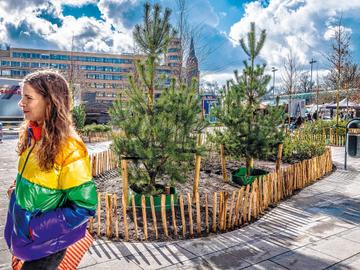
[111,2,205,194]
[214,22,284,177]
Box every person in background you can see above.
[4,70,98,270]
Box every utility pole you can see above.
[271,67,278,101]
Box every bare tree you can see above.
[281,50,300,123]
[298,71,314,93]
[325,15,352,124]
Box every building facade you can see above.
[0,43,182,103]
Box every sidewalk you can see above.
[1,142,359,269]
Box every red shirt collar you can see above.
[28,121,42,141]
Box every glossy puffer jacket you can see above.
[4,133,98,261]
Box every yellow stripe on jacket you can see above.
[18,137,92,190]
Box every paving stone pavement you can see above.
[1,141,360,270]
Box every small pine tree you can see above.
[214,22,284,177]
[111,2,205,194]
[72,104,86,131]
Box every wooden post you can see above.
[212,192,217,233]
[121,160,129,207]
[131,194,138,240]
[193,155,202,201]
[196,192,201,236]
[150,196,158,240]
[97,192,101,236]
[113,194,119,239]
[234,188,243,227]
[187,193,193,237]
[171,194,178,237]
[122,195,129,241]
[141,195,148,240]
[219,192,224,231]
[276,143,283,174]
[161,195,168,238]
[89,217,94,234]
[105,194,111,238]
[220,144,228,182]
[179,194,186,237]
[228,191,235,229]
[223,192,229,230]
[205,193,209,234]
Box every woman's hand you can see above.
[7,181,16,199]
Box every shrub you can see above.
[282,134,326,163]
[82,123,112,135]
[72,105,86,131]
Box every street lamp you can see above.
[309,58,317,93]
[271,66,278,100]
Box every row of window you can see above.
[80,65,130,73]
[87,73,123,80]
[12,52,133,64]
[96,92,118,98]
[1,61,69,69]
[88,82,125,89]
[1,70,30,76]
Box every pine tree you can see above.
[133,2,176,109]
[111,2,205,194]
[214,22,284,178]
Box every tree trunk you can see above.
[245,157,253,177]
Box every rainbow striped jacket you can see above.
[4,135,98,261]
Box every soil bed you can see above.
[93,153,291,242]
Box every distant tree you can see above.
[281,50,300,123]
[298,72,314,93]
[324,16,355,124]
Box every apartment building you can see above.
[0,40,183,104]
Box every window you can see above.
[31,62,40,68]
[12,52,21,58]
[168,55,179,60]
[40,54,50,59]
[21,62,30,67]
[104,58,114,63]
[1,61,10,66]
[40,63,49,68]
[112,75,123,80]
[104,74,112,80]
[31,53,41,59]
[168,48,178,53]
[11,61,21,67]
[58,64,68,69]
[1,70,11,76]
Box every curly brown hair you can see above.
[17,70,74,171]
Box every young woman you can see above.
[4,70,98,269]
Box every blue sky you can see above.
[0,0,360,86]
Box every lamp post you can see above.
[271,66,278,101]
[309,58,317,93]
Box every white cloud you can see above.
[201,72,234,86]
[229,0,360,72]
[0,0,135,53]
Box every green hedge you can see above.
[82,124,112,134]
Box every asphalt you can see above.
[1,140,360,270]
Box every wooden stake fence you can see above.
[88,148,333,241]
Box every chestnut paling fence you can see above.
[294,127,346,146]
[87,148,333,241]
